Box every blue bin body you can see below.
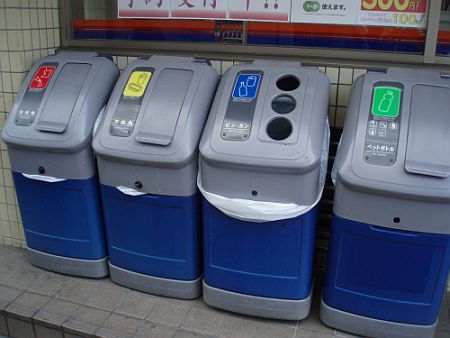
[13,172,107,260]
[323,214,450,325]
[100,184,201,281]
[203,199,318,300]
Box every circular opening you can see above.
[271,95,296,115]
[38,166,45,174]
[393,217,401,224]
[267,117,293,141]
[251,190,258,196]
[135,181,143,189]
[276,76,300,91]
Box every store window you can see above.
[438,0,450,56]
[67,0,430,57]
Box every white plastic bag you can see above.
[198,120,330,223]
[22,173,66,183]
[116,186,147,197]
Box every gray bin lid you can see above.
[199,61,330,205]
[333,68,450,233]
[1,52,119,154]
[93,56,219,167]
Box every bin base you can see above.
[109,263,201,299]
[320,298,437,338]
[28,247,108,278]
[203,280,312,320]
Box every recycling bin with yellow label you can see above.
[93,56,219,299]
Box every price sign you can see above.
[357,0,428,28]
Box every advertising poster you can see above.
[228,0,291,22]
[118,0,428,28]
[357,0,428,28]
[171,0,228,20]
[291,0,357,25]
[118,0,171,18]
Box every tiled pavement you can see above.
[0,244,448,338]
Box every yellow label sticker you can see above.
[123,71,152,97]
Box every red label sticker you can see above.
[29,66,56,90]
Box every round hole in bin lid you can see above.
[272,95,296,114]
[276,76,300,91]
[267,117,293,141]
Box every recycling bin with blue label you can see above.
[321,69,450,338]
[93,56,218,299]
[198,61,330,320]
[1,52,119,277]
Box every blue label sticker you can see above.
[232,74,261,100]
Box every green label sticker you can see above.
[372,86,401,117]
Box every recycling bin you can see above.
[321,69,450,338]
[93,56,218,299]
[198,61,330,320]
[1,52,119,277]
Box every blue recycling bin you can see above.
[321,69,450,338]
[1,52,118,277]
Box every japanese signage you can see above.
[357,0,427,28]
[118,0,428,28]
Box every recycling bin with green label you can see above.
[321,69,450,338]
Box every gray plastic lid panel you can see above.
[135,68,193,146]
[199,63,330,174]
[93,56,219,167]
[404,85,450,178]
[35,63,92,133]
[1,52,119,153]
[335,69,450,203]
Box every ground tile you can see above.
[5,292,50,321]
[100,313,142,335]
[0,284,22,303]
[6,316,35,338]
[3,264,44,290]
[148,298,191,327]
[295,328,333,338]
[0,248,27,266]
[29,272,69,297]
[0,314,8,336]
[135,321,176,338]
[83,286,126,312]
[114,290,158,319]
[68,306,110,327]
[216,313,260,338]
[180,306,223,336]
[252,320,296,338]
[173,329,215,338]
[57,280,92,305]
[35,324,64,338]
[0,263,20,285]
[40,298,80,319]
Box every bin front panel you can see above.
[203,199,317,300]
[13,172,107,260]
[100,184,201,280]
[323,214,450,325]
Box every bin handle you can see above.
[22,173,66,183]
[116,186,147,197]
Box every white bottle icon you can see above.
[246,76,257,87]
[378,91,393,113]
[239,82,248,97]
